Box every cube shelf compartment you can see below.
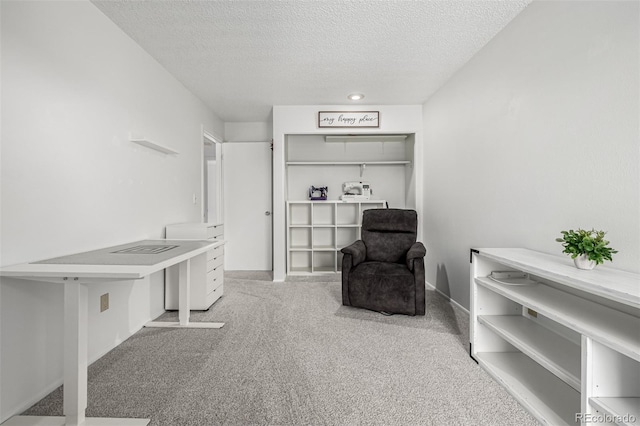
[289,203,312,226]
[289,228,311,250]
[286,200,386,274]
[289,251,312,274]
[336,203,359,225]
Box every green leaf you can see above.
[555,228,617,264]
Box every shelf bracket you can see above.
[470,248,479,263]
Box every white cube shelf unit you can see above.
[287,200,386,274]
[470,248,640,426]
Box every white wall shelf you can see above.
[286,200,385,274]
[471,248,640,426]
[286,161,411,165]
[130,137,179,155]
[286,161,410,178]
[324,135,408,143]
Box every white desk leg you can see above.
[178,259,191,326]
[3,282,150,426]
[64,281,88,426]
[145,259,224,329]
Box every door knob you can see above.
[265,211,271,216]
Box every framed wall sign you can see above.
[318,111,380,128]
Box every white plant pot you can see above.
[574,254,596,270]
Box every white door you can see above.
[223,142,272,270]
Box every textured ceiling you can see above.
[92,0,532,122]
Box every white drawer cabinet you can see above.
[165,223,225,310]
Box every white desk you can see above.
[0,239,225,426]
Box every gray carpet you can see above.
[23,272,538,425]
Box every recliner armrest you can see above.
[406,242,426,271]
[341,240,366,268]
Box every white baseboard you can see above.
[425,280,469,315]
[1,323,147,424]
[1,380,64,424]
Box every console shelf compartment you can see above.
[475,277,640,361]
[477,248,639,310]
[471,248,640,426]
[478,315,581,391]
[589,398,640,426]
[476,352,580,426]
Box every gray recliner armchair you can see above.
[341,208,426,316]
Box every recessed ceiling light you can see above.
[348,93,364,101]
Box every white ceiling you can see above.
[92,0,532,122]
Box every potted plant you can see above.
[556,228,618,270]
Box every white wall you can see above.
[422,0,639,309]
[0,1,223,421]
[224,121,272,142]
[272,105,423,281]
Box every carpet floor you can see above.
[23,272,538,425]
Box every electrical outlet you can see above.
[527,308,538,318]
[100,293,109,312]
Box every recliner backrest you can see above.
[361,209,417,263]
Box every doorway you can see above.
[203,131,222,224]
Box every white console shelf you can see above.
[471,248,640,426]
[286,200,386,274]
